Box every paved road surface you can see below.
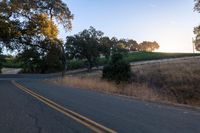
[0,80,92,133]
[0,75,200,133]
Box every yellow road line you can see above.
[11,81,117,133]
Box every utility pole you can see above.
[192,38,195,54]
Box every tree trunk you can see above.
[61,44,66,78]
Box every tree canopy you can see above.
[0,0,73,50]
[138,41,160,52]
[0,0,73,73]
[65,27,103,71]
[194,0,200,51]
[194,0,200,12]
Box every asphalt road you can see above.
[0,75,200,133]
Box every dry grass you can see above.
[55,76,118,93]
[53,71,163,103]
[51,57,200,107]
[132,57,200,106]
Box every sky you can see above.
[59,0,200,53]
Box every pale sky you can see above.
[59,0,200,53]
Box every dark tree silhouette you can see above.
[65,27,103,71]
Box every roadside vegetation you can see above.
[1,50,199,72]
[64,27,160,72]
[0,48,5,73]
[67,52,199,70]
[2,56,22,68]
[102,53,131,83]
[53,57,200,107]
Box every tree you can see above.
[65,27,103,71]
[194,1,200,51]
[0,0,73,73]
[42,40,64,73]
[0,15,21,50]
[99,36,113,59]
[17,47,42,73]
[115,39,138,51]
[0,0,72,49]
[194,26,200,51]
[138,41,160,52]
[117,39,127,49]
[110,38,128,54]
[128,39,139,51]
[17,39,63,73]
[194,0,200,13]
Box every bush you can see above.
[102,53,131,83]
[67,60,86,70]
[2,58,22,68]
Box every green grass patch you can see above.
[124,52,200,62]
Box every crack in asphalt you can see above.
[54,116,82,133]
[28,114,42,133]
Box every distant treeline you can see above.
[65,27,160,71]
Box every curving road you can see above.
[0,74,200,133]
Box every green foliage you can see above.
[26,14,58,40]
[0,15,21,50]
[0,0,72,50]
[64,52,199,71]
[17,42,63,73]
[99,36,113,59]
[17,48,42,73]
[125,52,199,63]
[42,45,64,73]
[103,53,131,83]
[67,60,86,70]
[2,58,22,68]
[65,27,104,71]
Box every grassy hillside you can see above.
[124,52,199,62]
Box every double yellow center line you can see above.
[11,81,117,133]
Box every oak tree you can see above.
[65,27,103,71]
[0,0,73,73]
